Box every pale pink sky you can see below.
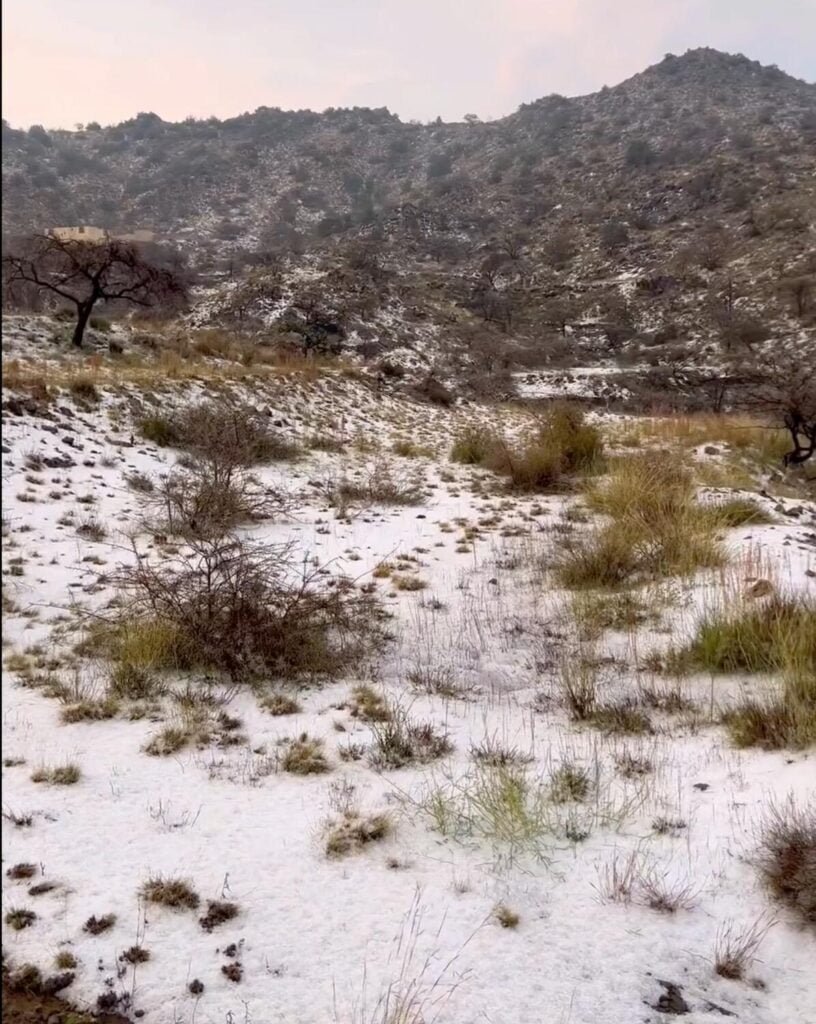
[3,0,814,128]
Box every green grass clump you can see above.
[680,594,816,750]
[681,596,816,676]
[455,405,603,492]
[704,497,774,528]
[140,415,179,447]
[450,425,497,465]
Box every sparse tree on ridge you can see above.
[3,234,187,346]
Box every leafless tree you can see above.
[3,234,186,346]
[737,342,816,465]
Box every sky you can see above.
[3,0,815,129]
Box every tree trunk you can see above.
[72,302,94,347]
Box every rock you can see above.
[746,578,774,598]
[703,445,719,455]
[693,782,710,791]
[654,980,690,1015]
[784,506,804,518]
[61,435,75,447]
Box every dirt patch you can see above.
[1,985,129,1024]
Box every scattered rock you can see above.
[653,980,690,1015]
[746,578,774,598]
[692,783,710,791]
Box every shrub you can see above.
[167,401,299,470]
[589,701,653,735]
[68,376,100,403]
[326,462,425,507]
[61,697,119,723]
[140,876,200,910]
[76,515,107,541]
[559,659,598,719]
[484,405,603,492]
[755,798,815,928]
[109,661,160,700]
[140,415,179,447]
[120,946,150,964]
[146,461,284,539]
[104,536,386,680]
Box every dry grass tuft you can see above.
[83,913,116,935]
[199,900,240,932]
[261,692,302,716]
[493,903,520,929]
[140,876,200,911]
[714,917,773,979]
[369,708,453,769]
[325,811,393,857]
[755,798,815,928]
[30,762,81,785]
[5,907,37,930]
[280,733,331,775]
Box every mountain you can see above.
[3,48,815,393]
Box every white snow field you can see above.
[2,351,815,1024]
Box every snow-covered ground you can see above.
[2,357,815,1024]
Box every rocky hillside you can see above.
[3,48,815,388]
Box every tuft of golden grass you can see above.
[556,453,727,589]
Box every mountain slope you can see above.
[3,48,815,388]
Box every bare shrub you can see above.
[103,536,386,680]
[143,400,300,472]
[145,461,286,539]
[324,461,425,509]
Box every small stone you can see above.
[746,578,773,598]
[693,782,710,791]
[654,980,690,1015]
